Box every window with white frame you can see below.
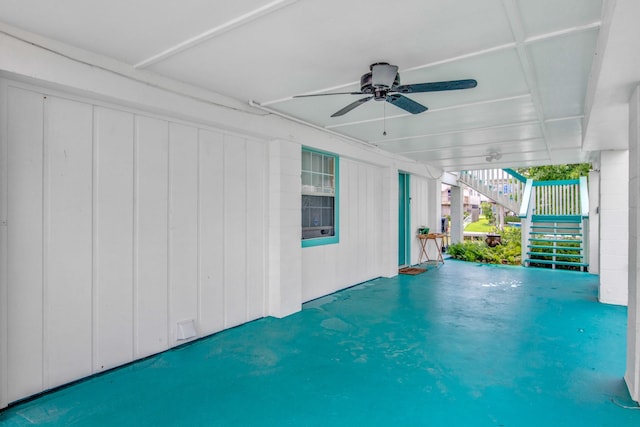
[301,148,338,245]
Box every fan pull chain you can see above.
[383,102,387,136]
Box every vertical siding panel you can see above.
[357,165,368,281]
[135,116,169,358]
[199,131,224,334]
[370,167,381,274]
[339,159,352,289]
[348,163,359,284]
[376,171,383,268]
[223,136,247,328]
[301,248,319,301]
[168,123,199,344]
[198,130,225,335]
[410,178,423,265]
[336,158,354,290]
[7,88,44,401]
[44,96,93,388]
[362,166,371,275]
[245,140,265,321]
[94,107,134,371]
[366,167,377,274]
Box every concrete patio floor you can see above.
[1,260,639,426]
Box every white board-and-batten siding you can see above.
[301,158,384,302]
[0,78,427,408]
[4,85,266,402]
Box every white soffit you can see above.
[0,0,608,170]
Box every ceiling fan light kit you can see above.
[294,62,477,117]
[486,152,502,162]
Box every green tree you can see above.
[516,163,591,181]
[481,201,494,224]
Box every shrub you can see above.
[447,228,521,265]
[505,215,520,223]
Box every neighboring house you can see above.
[441,184,484,222]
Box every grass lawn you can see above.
[464,216,495,233]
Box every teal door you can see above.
[398,173,410,266]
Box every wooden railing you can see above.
[519,177,590,270]
[519,177,588,218]
[531,177,588,217]
[458,168,527,213]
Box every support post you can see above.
[450,185,464,244]
[588,170,600,274]
[626,85,640,402]
[599,150,629,305]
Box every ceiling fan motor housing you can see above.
[360,66,400,99]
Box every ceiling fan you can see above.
[294,62,477,117]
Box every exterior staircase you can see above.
[457,169,590,272]
[519,178,590,271]
[525,215,588,271]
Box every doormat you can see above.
[399,267,427,275]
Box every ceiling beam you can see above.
[437,150,550,170]
[401,43,516,73]
[500,0,553,161]
[371,120,541,144]
[544,114,584,123]
[392,137,546,155]
[418,148,548,163]
[134,0,299,69]
[523,21,601,45]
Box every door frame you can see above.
[398,172,411,267]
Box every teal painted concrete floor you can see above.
[2,260,640,426]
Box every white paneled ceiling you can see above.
[0,0,611,171]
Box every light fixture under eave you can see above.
[486,152,502,162]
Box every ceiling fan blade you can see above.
[372,63,399,88]
[386,94,428,114]
[331,96,373,117]
[395,79,477,93]
[294,92,364,98]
